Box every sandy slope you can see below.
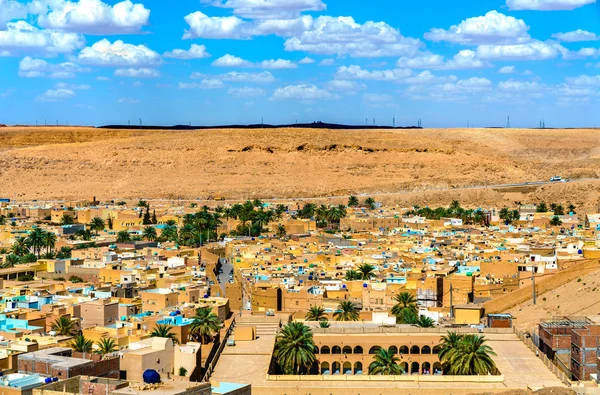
[1,126,600,205]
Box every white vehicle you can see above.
[549,176,566,182]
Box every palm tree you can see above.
[52,316,76,335]
[11,237,29,256]
[444,334,496,375]
[416,316,435,328]
[27,228,45,258]
[348,196,359,207]
[438,331,464,364]
[550,216,562,226]
[149,324,179,344]
[273,322,316,375]
[3,254,19,268]
[42,231,56,255]
[189,307,222,344]
[368,348,402,375]
[95,337,117,355]
[142,226,157,241]
[319,320,330,328]
[116,230,131,243]
[69,335,93,353]
[90,217,105,235]
[391,292,418,323]
[333,301,360,321]
[305,306,327,322]
[60,214,74,225]
[357,263,375,280]
[160,225,178,242]
[345,270,360,281]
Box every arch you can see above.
[310,362,320,375]
[354,361,363,375]
[353,345,363,354]
[400,362,409,375]
[342,346,352,355]
[422,362,431,375]
[432,345,441,355]
[399,345,409,355]
[321,362,330,375]
[321,346,330,354]
[343,362,352,375]
[433,362,443,375]
[332,362,341,375]
[369,346,382,354]
[421,345,431,354]
[332,346,342,354]
[314,346,319,354]
[388,345,398,354]
[411,362,420,375]
[410,345,420,354]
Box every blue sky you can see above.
[1,0,600,127]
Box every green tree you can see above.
[442,334,496,375]
[149,324,179,344]
[160,225,178,243]
[42,231,57,255]
[178,367,188,377]
[438,332,464,365]
[69,335,93,353]
[27,228,45,258]
[333,301,360,321]
[273,322,316,375]
[391,292,418,323]
[276,224,287,238]
[536,202,548,213]
[348,196,359,207]
[416,316,435,328]
[107,215,114,230]
[345,270,361,281]
[51,316,76,335]
[60,214,74,225]
[69,276,83,283]
[305,306,327,322]
[142,226,157,241]
[550,216,562,226]
[90,217,105,235]
[95,337,117,355]
[364,197,376,210]
[137,199,148,208]
[357,263,376,280]
[143,207,151,225]
[151,210,158,224]
[189,307,222,344]
[368,348,402,375]
[319,320,331,328]
[11,237,29,256]
[3,254,20,268]
[56,246,72,259]
[116,230,131,243]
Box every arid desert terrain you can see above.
[1,126,600,208]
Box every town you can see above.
[0,195,596,394]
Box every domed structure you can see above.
[142,369,161,384]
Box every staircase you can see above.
[234,315,283,336]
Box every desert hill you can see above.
[1,126,600,206]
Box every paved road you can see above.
[216,257,233,297]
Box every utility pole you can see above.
[531,267,536,305]
[506,116,511,128]
[449,284,454,318]
[393,115,395,128]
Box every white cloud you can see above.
[78,39,161,67]
[18,56,89,78]
[567,74,600,86]
[476,41,565,60]
[228,86,266,97]
[212,54,253,67]
[335,65,412,81]
[118,97,139,103]
[498,79,545,91]
[55,82,89,90]
[425,11,530,45]
[183,11,248,39]
[573,47,600,58]
[0,21,85,55]
[552,29,599,42]
[396,50,490,70]
[499,65,516,74]
[37,0,150,35]
[96,76,110,81]
[36,88,76,102]
[212,54,296,69]
[253,16,313,36]
[319,58,334,66]
[272,84,334,100]
[404,70,458,85]
[179,79,225,89]
[213,0,326,19]
[163,44,210,59]
[191,71,276,83]
[362,93,393,105]
[0,0,28,28]
[284,16,421,57]
[507,0,596,10]
[326,80,366,92]
[298,56,315,64]
[114,68,160,78]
